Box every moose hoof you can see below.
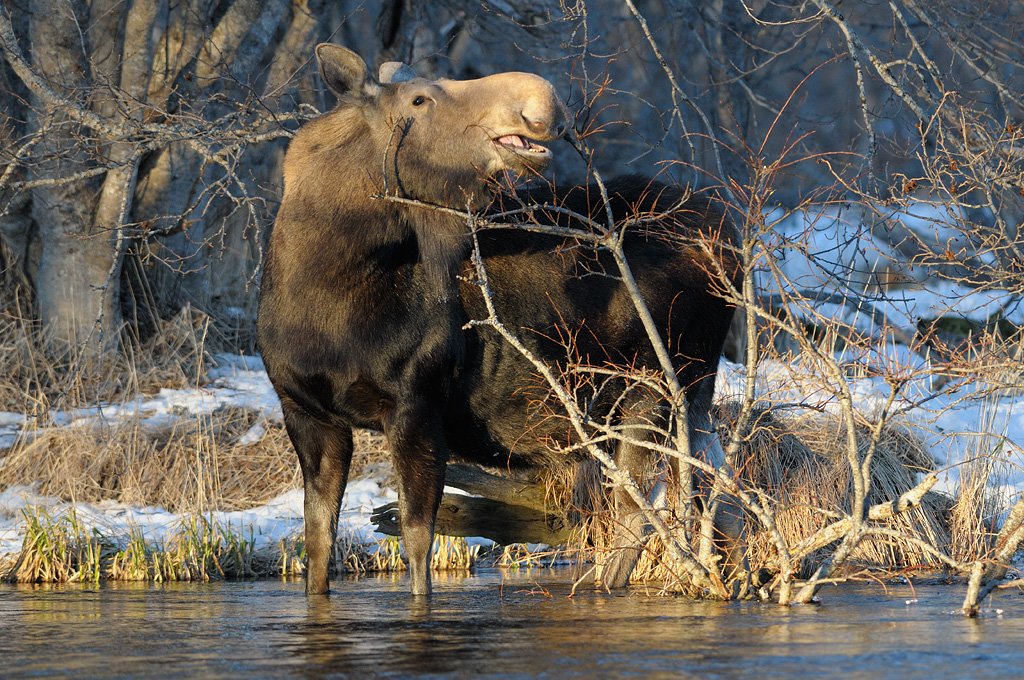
[600,547,643,589]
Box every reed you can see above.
[3,507,476,583]
[8,507,111,584]
[576,404,955,587]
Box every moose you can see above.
[256,44,742,596]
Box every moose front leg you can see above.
[386,405,447,596]
[283,404,354,595]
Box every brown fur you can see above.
[257,45,740,596]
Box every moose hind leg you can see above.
[283,405,354,595]
[601,412,662,589]
[386,406,447,596]
[690,387,747,583]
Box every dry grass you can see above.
[0,288,406,583]
[493,543,569,569]
[0,275,993,589]
[333,534,479,575]
[735,405,949,575]
[0,305,211,416]
[0,293,391,512]
[0,412,396,513]
[949,451,1001,564]
[0,302,416,584]
[572,403,953,587]
[0,409,298,512]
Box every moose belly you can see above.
[443,332,578,471]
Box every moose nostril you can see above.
[528,117,546,133]
[523,112,567,138]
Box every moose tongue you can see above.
[497,135,527,148]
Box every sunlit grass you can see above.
[4,506,477,583]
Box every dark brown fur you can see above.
[257,45,740,595]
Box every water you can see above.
[1,570,1022,679]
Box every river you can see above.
[1,570,1021,678]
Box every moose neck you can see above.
[396,202,471,299]
[281,109,478,299]
[381,136,483,296]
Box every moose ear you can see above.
[379,61,417,84]
[315,43,373,97]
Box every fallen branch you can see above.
[789,474,938,561]
[443,464,551,514]
[370,494,570,546]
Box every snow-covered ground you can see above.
[750,201,1023,504]
[716,358,1023,504]
[762,202,1024,338]
[0,355,283,451]
[0,479,395,561]
[0,354,395,559]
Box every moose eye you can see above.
[412,96,427,106]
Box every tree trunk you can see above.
[29,0,119,352]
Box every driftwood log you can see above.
[370,464,571,545]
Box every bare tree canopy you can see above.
[1,0,1021,352]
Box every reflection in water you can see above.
[288,576,527,677]
[0,571,1022,679]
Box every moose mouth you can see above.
[493,134,551,159]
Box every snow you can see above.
[0,413,26,449]
[764,204,907,292]
[0,485,56,555]
[0,353,282,449]
[0,351,398,559]
[727,200,1024,506]
[3,346,1017,559]
[716,357,1024,502]
[761,202,1024,334]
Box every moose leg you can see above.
[385,405,447,596]
[689,386,747,583]
[283,403,354,595]
[601,410,663,589]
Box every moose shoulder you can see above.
[256,44,742,596]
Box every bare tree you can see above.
[0,0,331,352]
